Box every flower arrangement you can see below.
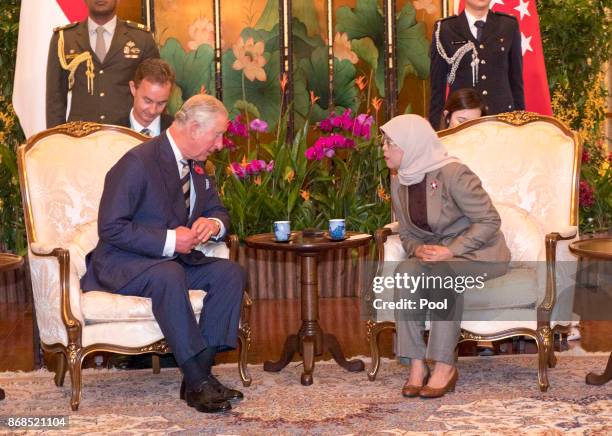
[211,91,391,240]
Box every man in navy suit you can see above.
[81,94,246,413]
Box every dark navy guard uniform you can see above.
[428,11,525,128]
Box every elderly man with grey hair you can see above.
[81,94,246,413]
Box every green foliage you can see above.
[294,47,358,122]
[540,0,612,232]
[0,0,26,254]
[159,38,216,114]
[540,0,612,123]
[336,0,430,97]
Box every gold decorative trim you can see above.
[138,340,170,354]
[495,110,541,125]
[53,121,102,137]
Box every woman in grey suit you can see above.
[380,114,510,398]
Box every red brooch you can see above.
[193,162,204,175]
[430,180,439,192]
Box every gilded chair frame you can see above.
[365,111,582,392]
[18,121,252,411]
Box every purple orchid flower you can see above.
[250,118,269,133]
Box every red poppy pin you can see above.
[193,162,204,175]
[430,180,439,193]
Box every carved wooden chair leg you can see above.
[367,320,395,381]
[152,355,161,374]
[54,352,67,387]
[535,328,551,392]
[548,346,557,368]
[238,326,252,387]
[68,348,85,411]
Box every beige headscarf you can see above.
[380,114,460,186]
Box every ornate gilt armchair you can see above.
[17,122,252,411]
[366,112,581,391]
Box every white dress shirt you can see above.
[162,129,226,257]
[129,109,161,137]
[464,10,488,40]
[87,16,117,53]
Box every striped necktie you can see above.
[180,159,191,214]
[139,128,152,137]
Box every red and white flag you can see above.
[13,0,88,138]
[457,0,552,115]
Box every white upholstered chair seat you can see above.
[81,290,206,324]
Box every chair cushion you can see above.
[68,221,99,278]
[495,202,544,263]
[384,234,409,262]
[81,289,207,323]
[464,267,538,311]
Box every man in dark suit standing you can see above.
[46,0,159,128]
[428,0,525,129]
[81,94,246,413]
[125,58,175,136]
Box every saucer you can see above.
[324,233,347,242]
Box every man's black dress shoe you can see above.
[180,375,243,402]
[183,379,231,413]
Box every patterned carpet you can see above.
[0,354,610,434]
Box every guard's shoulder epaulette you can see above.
[492,11,518,20]
[125,20,151,32]
[53,22,78,32]
[435,15,458,23]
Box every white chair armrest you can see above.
[30,241,61,255]
[384,221,400,233]
[556,226,578,239]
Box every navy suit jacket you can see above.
[81,132,230,292]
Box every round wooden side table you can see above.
[569,237,612,385]
[0,253,24,401]
[245,231,372,385]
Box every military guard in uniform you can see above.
[46,0,159,128]
[428,0,525,129]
